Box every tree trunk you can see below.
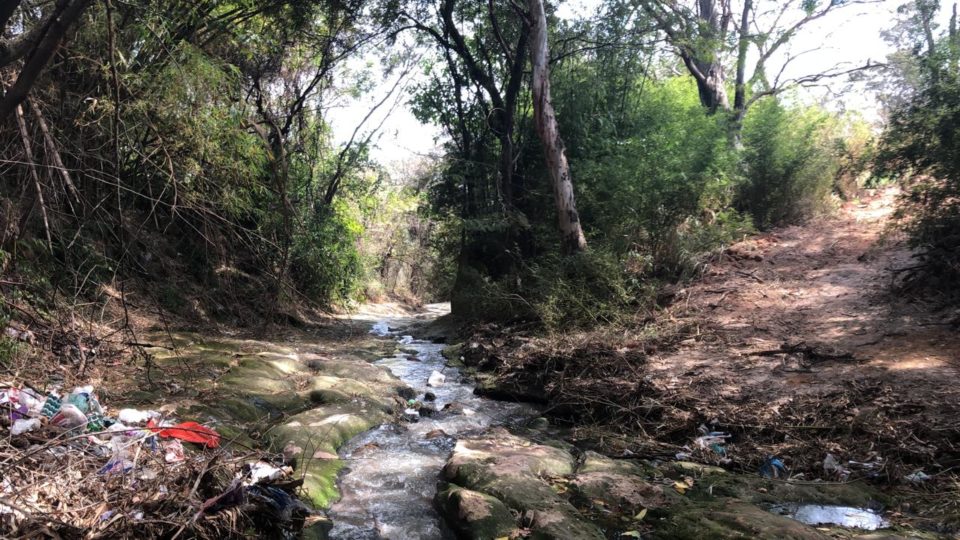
[689,57,730,114]
[0,0,93,121]
[693,0,730,114]
[527,0,587,254]
[731,0,753,146]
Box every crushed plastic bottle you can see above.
[51,403,88,429]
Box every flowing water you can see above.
[327,316,536,539]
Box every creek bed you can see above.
[326,321,535,539]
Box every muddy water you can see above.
[327,320,536,539]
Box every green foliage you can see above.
[832,115,878,197]
[561,76,741,271]
[878,53,960,280]
[452,249,652,330]
[0,313,19,368]
[738,98,839,229]
[290,201,366,305]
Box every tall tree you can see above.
[527,0,587,253]
[640,0,882,134]
[400,0,530,215]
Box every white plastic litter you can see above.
[11,418,40,435]
[246,461,292,485]
[51,404,88,429]
[905,470,930,483]
[427,370,445,387]
[118,408,159,424]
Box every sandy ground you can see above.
[646,188,960,475]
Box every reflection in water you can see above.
[769,504,889,530]
[328,324,535,539]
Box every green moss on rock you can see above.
[435,484,517,540]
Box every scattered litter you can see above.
[1,387,43,418]
[427,370,445,387]
[10,417,40,435]
[823,453,850,481]
[51,403,88,429]
[163,439,185,463]
[768,503,889,530]
[148,419,220,448]
[402,408,420,422]
[905,470,930,483]
[1,377,310,537]
[65,385,102,416]
[760,456,787,478]
[41,392,62,417]
[118,408,159,424]
[694,427,730,456]
[3,325,35,343]
[247,484,310,523]
[673,476,695,494]
[246,461,293,485]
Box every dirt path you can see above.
[650,188,960,476]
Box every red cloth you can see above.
[148,420,220,448]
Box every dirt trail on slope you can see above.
[648,188,960,476]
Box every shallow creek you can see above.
[326,319,536,539]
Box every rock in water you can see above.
[428,370,446,387]
[402,408,420,423]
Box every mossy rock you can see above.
[436,484,517,540]
[441,429,604,540]
[306,375,395,412]
[219,357,300,394]
[577,451,650,476]
[307,387,353,405]
[269,405,387,507]
[441,343,464,362]
[684,472,889,509]
[669,461,729,477]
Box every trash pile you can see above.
[0,381,317,538]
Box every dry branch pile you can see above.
[462,324,960,488]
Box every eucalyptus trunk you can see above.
[527,0,587,254]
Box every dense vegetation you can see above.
[0,0,952,331]
[877,1,960,284]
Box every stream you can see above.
[326,316,536,539]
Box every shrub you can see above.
[289,201,365,305]
[878,68,960,281]
[738,98,839,229]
